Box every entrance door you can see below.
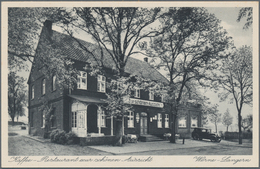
[71,110,87,137]
[71,102,87,137]
[140,113,148,135]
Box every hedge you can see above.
[224,132,252,140]
[50,129,77,145]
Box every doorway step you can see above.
[139,134,164,142]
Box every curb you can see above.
[22,135,50,143]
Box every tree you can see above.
[143,7,232,143]
[8,7,61,71]
[218,45,252,144]
[208,104,221,133]
[237,7,253,29]
[8,72,27,125]
[57,7,167,146]
[241,114,253,132]
[16,104,26,122]
[9,8,79,128]
[222,108,233,132]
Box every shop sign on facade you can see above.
[124,98,164,108]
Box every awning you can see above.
[68,94,106,104]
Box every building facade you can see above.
[28,21,202,141]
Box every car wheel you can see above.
[210,137,216,142]
[193,134,199,140]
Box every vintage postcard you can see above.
[1,1,259,168]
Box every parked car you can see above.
[191,127,221,142]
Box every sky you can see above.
[16,7,254,132]
[200,7,253,131]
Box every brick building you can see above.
[28,21,202,143]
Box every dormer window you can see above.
[149,89,154,100]
[77,71,87,90]
[161,94,164,102]
[42,79,46,95]
[134,88,140,98]
[97,75,106,93]
[161,94,166,102]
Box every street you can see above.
[8,135,111,156]
[8,126,252,156]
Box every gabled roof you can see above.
[36,26,168,84]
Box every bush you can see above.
[242,132,252,139]
[50,129,77,145]
[224,131,252,140]
[66,131,77,145]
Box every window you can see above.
[97,75,106,93]
[97,107,106,127]
[178,116,187,128]
[165,114,169,128]
[157,113,162,128]
[149,89,154,100]
[72,112,77,127]
[191,115,198,128]
[77,111,85,128]
[128,111,134,128]
[77,71,87,90]
[31,85,34,100]
[52,75,56,91]
[42,112,45,128]
[42,79,46,95]
[134,88,140,98]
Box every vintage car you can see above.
[191,127,221,142]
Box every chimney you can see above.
[44,20,53,33]
[144,57,148,62]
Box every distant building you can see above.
[28,20,202,144]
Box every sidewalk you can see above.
[9,125,50,143]
[9,125,252,155]
[88,139,252,155]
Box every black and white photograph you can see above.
[1,1,259,168]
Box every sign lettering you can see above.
[124,98,164,108]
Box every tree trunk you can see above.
[114,117,123,146]
[17,116,19,122]
[11,116,15,126]
[215,122,217,133]
[170,113,177,143]
[238,114,242,144]
[226,126,229,132]
[44,121,50,138]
